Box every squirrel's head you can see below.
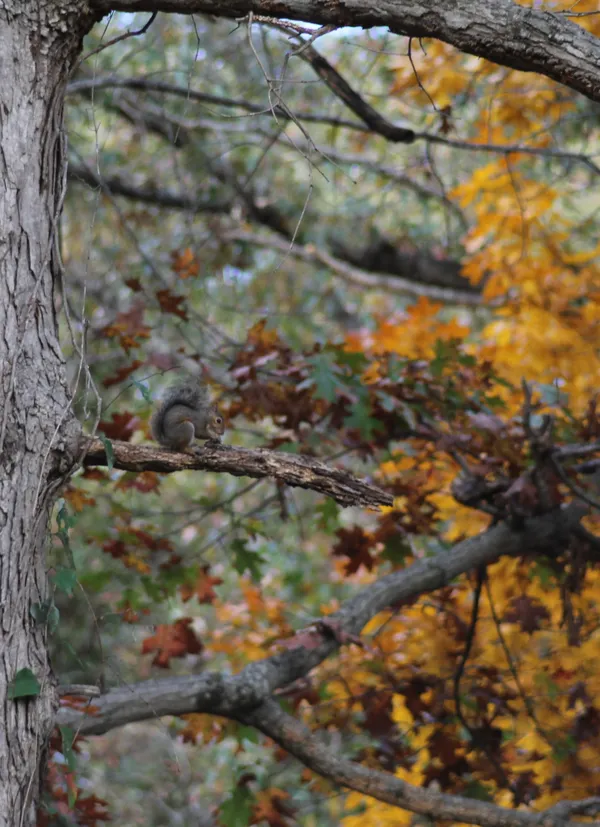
[207,407,226,439]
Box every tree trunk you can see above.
[0,3,96,824]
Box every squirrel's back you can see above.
[151,379,224,448]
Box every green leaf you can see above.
[31,600,60,634]
[462,780,493,802]
[306,352,344,403]
[9,668,41,699]
[333,347,368,373]
[231,538,265,581]
[98,433,114,472]
[60,725,77,773]
[276,441,300,454]
[552,735,577,762]
[140,575,164,602]
[78,570,113,592]
[56,499,76,533]
[219,786,253,827]
[52,567,78,596]
[317,498,340,532]
[534,672,559,702]
[132,379,152,403]
[344,388,380,439]
[236,725,259,745]
[529,561,557,588]
[430,338,452,378]
[380,534,412,566]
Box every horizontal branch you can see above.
[68,162,232,213]
[82,437,392,508]
[68,76,600,177]
[222,228,483,305]
[57,502,584,737]
[67,76,370,134]
[68,160,478,302]
[92,1,600,105]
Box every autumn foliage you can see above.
[42,2,600,825]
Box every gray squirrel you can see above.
[151,379,225,451]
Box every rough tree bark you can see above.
[0,3,97,824]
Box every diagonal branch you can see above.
[241,698,583,827]
[92,0,600,106]
[291,35,415,143]
[82,437,393,508]
[67,163,479,303]
[57,501,585,737]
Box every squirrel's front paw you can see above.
[203,438,224,449]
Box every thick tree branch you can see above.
[241,699,591,827]
[57,502,584,737]
[82,437,393,508]
[68,161,232,212]
[67,164,480,302]
[93,1,600,104]
[221,228,483,305]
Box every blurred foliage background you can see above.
[47,5,600,825]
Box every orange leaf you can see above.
[251,788,293,827]
[141,618,203,668]
[180,565,223,604]
[171,247,200,279]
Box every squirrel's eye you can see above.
[216,417,223,424]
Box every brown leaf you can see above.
[116,471,160,493]
[332,526,376,575]
[124,277,143,292]
[99,411,140,441]
[503,595,550,633]
[155,288,188,320]
[100,302,151,353]
[251,788,294,827]
[63,487,96,513]
[180,565,223,604]
[102,359,143,388]
[141,618,203,668]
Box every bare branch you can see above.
[68,161,232,212]
[67,76,600,176]
[91,0,600,106]
[67,76,371,133]
[57,501,585,738]
[284,32,415,143]
[221,228,484,305]
[68,161,479,302]
[82,437,393,508]
[75,11,157,69]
